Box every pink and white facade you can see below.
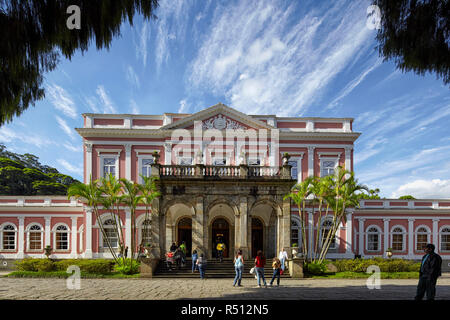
[0,103,449,261]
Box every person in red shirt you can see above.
[254,250,267,287]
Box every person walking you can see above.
[170,242,177,252]
[233,250,245,287]
[278,248,288,275]
[179,241,187,266]
[174,247,183,269]
[216,239,226,263]
[192,250,198,273]
[269,257,282,287]
[415,243,442,300]
[254,250,267,288]
[196,253,207,279]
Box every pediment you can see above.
[160,103,274,131]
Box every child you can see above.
[269,257,282,287]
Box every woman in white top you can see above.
[233,249,244,287]
[279,248,288,273]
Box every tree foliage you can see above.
[373,0,450,84]
[0,143,80,195]
[398,195,416,199]
[0,0,159,125]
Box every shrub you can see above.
[114,259,140,275]
[54,259,114,274]
[36,259,55,272]
[15,258,42,271]
[305,261,328,275]
[332,258,420,273]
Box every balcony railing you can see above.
[155,164,291,179]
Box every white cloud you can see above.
[63,142,80,153]
[188,0,374,116]
[0,126,53,148]
[130,99,140,114]
[55,116,75,140]
[134,22,150,67]
[391,179,450,199]
[57,159,83,176]
[46,84,78,119]
[96,85,117,114]
[178,99,189,113]
[126,66,140,88]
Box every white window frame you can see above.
[52,223,70,252]
[99,217,120,249]
[99,154,120,179]
[439,226,450,252]
[78,225,84,253]
[319,158,338,177]
[291,216,302,249]
[138,156,154,183]
[320,217,338,250]
[366,225,381,252]
[0,223,17,251]
[415,225,430,251]
[280,152,303,182]
[390,225,406,252]
[26,223,44,251]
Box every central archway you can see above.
[177,217,192,257]
[212,218,230,258]
[251,218,264,258]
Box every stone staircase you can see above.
[152,258,291,279]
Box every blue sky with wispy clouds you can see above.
[1,0,449,198]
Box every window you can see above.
[367,226,380,251]
[141,158,154,178]
[28,224,43,250]
[54,225,69,251]
[1,224,16,250]
[288,161,298,180]
[102,219,118,248]
[321,160,337,177]
[140,219,152,246]
[391,227,405,251]
[291,219,301,248]
[416,226,429,251]
[440,227,450,251]
[320,219,336,249]
[248,158,261,166]
[103,158,116,178]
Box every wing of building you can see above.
[1,103,449,263]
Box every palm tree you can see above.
[67,176,119,262]
[317,167,368,263]
[284,176,314,259]
[138,175,161,251]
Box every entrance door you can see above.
[177,217,192,257]
[252,218,264,258]
[212,218,229,258]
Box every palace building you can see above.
[1,103,450,264]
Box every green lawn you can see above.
[308,271,419,279]
[6,271,141,279]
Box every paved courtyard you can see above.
[1,276,450,300]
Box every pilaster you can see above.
[85,208,93,258]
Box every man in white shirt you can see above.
[278,248,288,274]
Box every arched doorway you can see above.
[251,218,264,258]
[177,217,192,257]
[212,218,230,258]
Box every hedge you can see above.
[331,258,421,273]
[15,258,115,274]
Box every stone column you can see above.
[308,209,314,260]
[192,196,205,255]
[151,198,161,258]
[164,143,172,165]
[358,218,365,256]
[44,217,51,248]
[279,198,291,255]
[239,196,249,259]
[307,146,315,177]
[344,146,352,171]
[85,208,93,258]
[433,218,439,251]
[17,217,25,259]
[383,218,390,257]
[125,209,131,249]
[408,218,414,258]
[71,217,78,258]
[85,142,93,183]
[125,144,132,181]
[346,211,353,254]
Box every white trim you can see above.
[0,222,17,251]
[26,223,44,252]
[390,225,407,252]
[366,225,382,252]
[319,157,339,177]
[137,155,154,183]
[415,225,431,251]
[99,154,120,179]
[319,217,339,250]
[439,225,450,252]
[52,223,70,253]
[291,215,302,249]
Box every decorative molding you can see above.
[202,114,248,130]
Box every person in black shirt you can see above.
[415,243,442,300]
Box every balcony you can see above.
[152,164,293,180]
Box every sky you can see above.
[0,0,449,199]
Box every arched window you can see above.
[54,225,69,251]
[28,224,43,251]
[416,226,430,251]
[440,227,450,252]
[140,219,152,246]
[320,219,336,249]
[391,226,405,251]
[291,218,302,248]
[366,226,380,251]
[1,224,17,250]
[102,219,118,248]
